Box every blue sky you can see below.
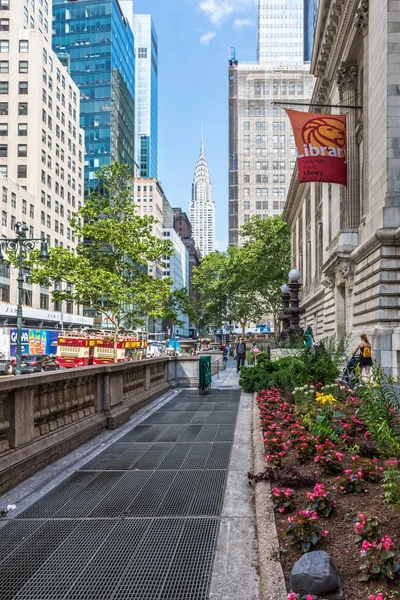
[134,0,259,250]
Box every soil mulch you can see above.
[259,400,400,599]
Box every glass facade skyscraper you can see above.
[257,0,304,66]
[304,0,319,62]
[133,14,158,178]
[52,0,135,194]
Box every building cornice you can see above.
[311,0,360,106]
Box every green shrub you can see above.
[239,343,340,394]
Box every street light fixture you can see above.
[0,222,50,375]
[280,284,291,340]
[287,268,303,338]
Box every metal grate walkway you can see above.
[0,389,240,599]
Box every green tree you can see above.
[192,246,264,335]
[20,163,184,361]
[240,215,291,331]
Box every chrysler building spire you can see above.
[189,135,216,257]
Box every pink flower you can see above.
[361,540,371,551]
[288,516,294,523]
[287,594,297,600]
[278,507,285,513]
[321,530,329,537]
[307,596,314,600]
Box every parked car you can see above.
[0,358,14,376]
[10,354,59,374]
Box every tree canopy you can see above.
[20,163,192,358]
[193,215,290,333]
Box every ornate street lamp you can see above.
[0,222,49,375]
[288,268,303,339]
[280,283,291,340]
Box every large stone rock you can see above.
[290,551,340,595]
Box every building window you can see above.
[19,40,28,53]
[1,210,6,225]
[1,186,6,202]
[0,0,9,9]
[22,289,32,306]
[0,81,8,94]
[11,192,15,207]
[18,144,27,157]
[0,123,7,135]
[138,47,148,58]
[0,40,8,52]
[0,284,9,302]
[40,293,49,309]
[18,81,28,94]
[18,102,28,115]
[0,60,8,73]
[19,62,30,77]
[29,204,34,218]
[18,123,27,136]
[0,101,7,114]
[0,144,7,157]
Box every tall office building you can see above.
[229,1,314,246]
[189,139,215,257]
[52,0,136,194]
[132,15,158,178]
[258,0,304,66]
[304,0,319,62]
[0,0,91,330]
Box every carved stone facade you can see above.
[284,0,400,376]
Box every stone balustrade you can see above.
[0,353,227,496]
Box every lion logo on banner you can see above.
[302,116,346,150]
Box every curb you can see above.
[252,393,288,600]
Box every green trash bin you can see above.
[199,355,212,395]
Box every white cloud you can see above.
[234,17,254,28]
[200,30,217,45]
[199,0,257,26]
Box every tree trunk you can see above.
[113,321,119,363]
[241,322,246,336]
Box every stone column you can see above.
[337,62,360,230]
[355,0,369,218]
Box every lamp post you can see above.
[280,283,291,341]
[0,223,49,375]
[288,268,303,339]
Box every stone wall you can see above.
[0,358,175,496]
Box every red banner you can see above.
[286,109,347,186]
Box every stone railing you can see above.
[0,353,227,496]
[0,357,173,495]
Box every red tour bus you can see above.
[56,330,146,368]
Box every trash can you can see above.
[199,355,212,395]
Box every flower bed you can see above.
[256,385,400,600]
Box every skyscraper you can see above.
[189,139,215,257]
[52,0,136,195]
[258,0,304,66]
[0,0,91,328]
[229,1,314,246]
[132,15,158,178]
[304,0,319,62]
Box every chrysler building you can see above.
[189,138,215,257]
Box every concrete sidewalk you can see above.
[0,361,260,600]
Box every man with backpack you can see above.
[235,337,247,373]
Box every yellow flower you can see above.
[315,393,336,405]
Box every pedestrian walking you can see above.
[353,333,373,382]
[222,345,228,366]
[251,342,260,365]
[235,337,247,373]
[304,325,315,349]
